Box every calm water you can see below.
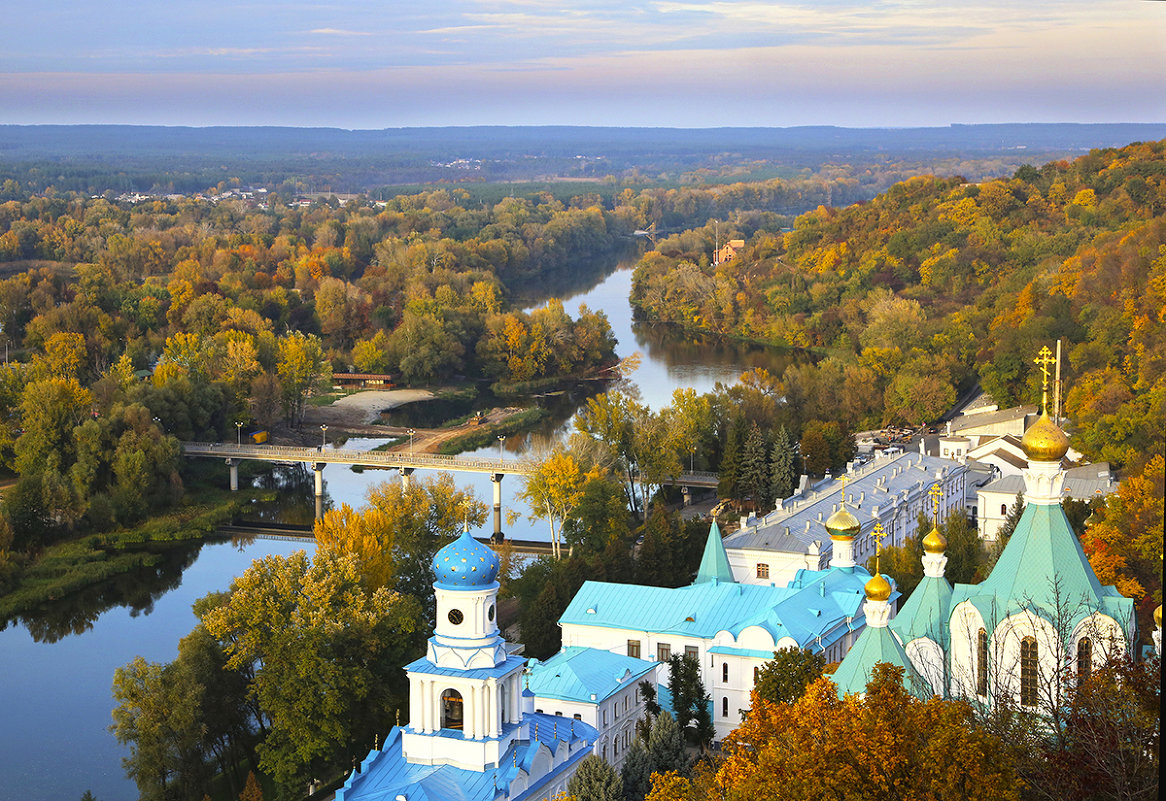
[0,539,312,801]
[0,263,802,801]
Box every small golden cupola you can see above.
[826,503,860,539]
[864,521,893,603]
[1021,412,1070,462]
[826,479,861,569]
[864,572,893,602]
[922,524,947,554]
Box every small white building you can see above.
[976,462,1116,541]
[527,647,655,769]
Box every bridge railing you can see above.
[180,442,720,485]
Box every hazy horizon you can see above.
[4,2,1164,129]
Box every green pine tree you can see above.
[770,424,797,503]
[620,739,653,801]
[647,711,688,778]
[567,754,624,801]
[741,423,772,512]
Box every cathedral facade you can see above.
[832,406,1140,712]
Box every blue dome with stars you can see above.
[433,529,501,589]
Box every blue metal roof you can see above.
[405,653,527,681]
[336,715,598,801]
[560,567,873,649]
[528,647,656,704]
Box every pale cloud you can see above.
[1,0,1161,125]
[309,28,373,36]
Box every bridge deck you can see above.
[182,442,720,488]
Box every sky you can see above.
[2,0,1163,128]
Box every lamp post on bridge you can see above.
[497,435,505,459]
[320,424,328,450]
[236,421,243,446]
[407,428,415,457]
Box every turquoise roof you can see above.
[527,647,656,704]
[405,654,525,681]
[560,567,872,650]
[949,502,1134,635]
[335,715,598,801]
[890,574,953,645]
[694,520,735,584]
[433,530,500,589]
[830,623,930,700]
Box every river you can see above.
[0,263,803,801]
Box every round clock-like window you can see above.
[488,604,496,621]
[448,609,464,625]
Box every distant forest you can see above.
[2,123,1163,197]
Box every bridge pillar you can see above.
[313,463,325,520]
[226,459,238,492]
[681,486,691,507]
[490,473,505,542]
[399,466,414,490]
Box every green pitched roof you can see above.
[830,624,930,700]
[890,574,953,645]
[950,502,1134,634]
[694,520,735,584]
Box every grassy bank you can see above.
[0,490,247,620]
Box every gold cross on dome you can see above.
[1034,346,1056,390]
[839,475,848,505]
[928,483,944,522]
[871,522,888,573]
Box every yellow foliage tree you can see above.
[314,473,486,594]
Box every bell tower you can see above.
[401,528,528,770]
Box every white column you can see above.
[485,680,495,737]
[409,678,419,730]
[424,679,433,732]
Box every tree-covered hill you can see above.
[632,140,1166,471]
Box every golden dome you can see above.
[1021,412,1070,462]
[1155,605,1162,628]
[922,524,947,554]
[826,503,861,541]
[865,572,892,602]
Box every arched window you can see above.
[722,662,729,683]
[976,628,988,697]
[1001,503,1008,516]
[1077,637,1092,684]
[753,666,759,683]
[722,697,729,718]
[441,689,464,730]
[1020,636,1038,707]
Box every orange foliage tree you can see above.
[646,664,1021,801]
[1080,454,1164,619]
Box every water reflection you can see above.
[629,320,812,379]
[247,462,326,526]
[1,539,210,644]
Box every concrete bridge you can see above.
[181,441,720,536]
